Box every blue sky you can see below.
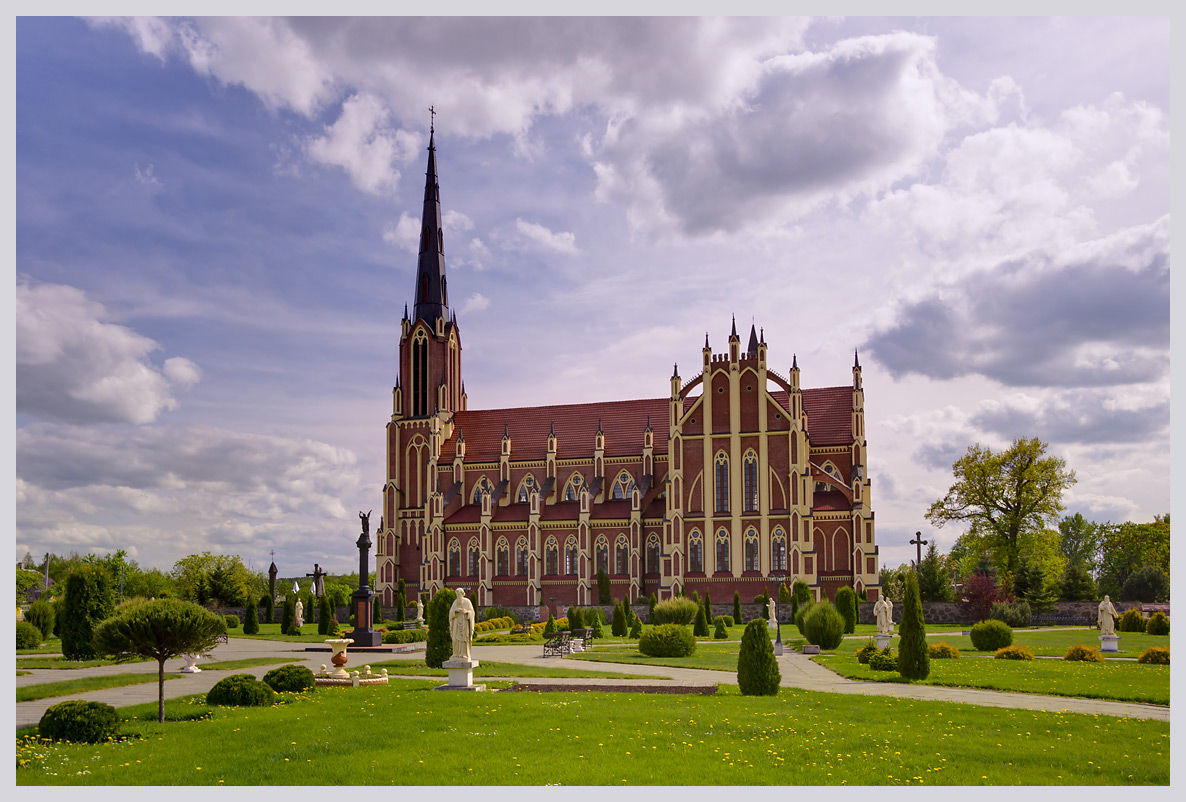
[12,16,1171,577]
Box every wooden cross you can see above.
[909,531,928,572]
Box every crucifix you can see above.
[306,563,327,598]
[909,531,929,572]
[430,105,435,133]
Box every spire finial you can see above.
[672,362,678,378]
[731,315,738,338]
[704,332,710,349]
[458,427,464,442]
[646,413,652,431]
[760,327,765,344]
[503,422,509,439]
[854,348,861,369]
[429,104,435,135]
[792,353,798,369]
[597,418,603,434]
[550,420,556,436]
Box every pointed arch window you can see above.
[468,543,481,577]
[517,474,536,503]
[611,472,636,500]
[496,539,510,576]
[744,528,760,572]
[688,530,704,573]
[564,473,583,502]
[615,536,630,575]
[412,332,429,417]
[447,539,462,577]
[743,450,759,512]
[645,536,661,575]
[595,536,609,575]
[715,528,731,573]
[714,452,730,513]
[472,475,494,504]
[565,537,579,575]
[544,537,559,575]
[515,537,529,576]
[816,462,842,494]
[772,528,787,572]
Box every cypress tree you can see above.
[703,591,712,623]
[897,571,930,680]
[733,591,742,623]
[570,607,585,629]
[791,596,799,623]
[425,588,457,668]
[264,594,274,624]
[628,618,642,638]
[737,619,780,696]
[590,616,604,638]
[778,583,791,604]
[648,593,657,621]
[318,596,332,635]
[693,602,710,637]
[835,586,858,634]
[243,596,260,634]
[396,578,406,621]
[373,594,383,624]
[611,600,627,637]
[597,570,612,604]
[60,565,115,661]
[281,597,295,635]
[544,613,557,636]
[713,617,728,639]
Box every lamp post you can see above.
[772,574,784,655]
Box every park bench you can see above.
[398,622,420,630]
[510,624,532,634]
[573,627,594,649]
[216,633,229,645]
[543,631,570,657]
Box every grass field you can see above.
[365,658,665,680]
[843,628,1169,659]
[17,637,64,655]
[16,673,182,703]
[17,656,152,670]
[199,658,299,671]
[227,624,355,644]
[15,679,1169,785]
[814,653,1169,705]
[568,639,788,672]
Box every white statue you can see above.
[874,596,893,635]
[766,596,777,627]
[448,588,476,661]
[1098,595,1118,637]
[415,598,424,623]
[294,598,305,628]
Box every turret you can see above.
[729,315,740,365]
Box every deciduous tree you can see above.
[917,542,954,602]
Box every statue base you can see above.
[875,634,893,650]
[437,659,485,692]
[1099,635,1121,653]
[774,641,784,656]
[345,628,383,647]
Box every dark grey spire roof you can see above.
[747,324,759,355]
[412,129,449,326]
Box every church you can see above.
[375,130,881,610]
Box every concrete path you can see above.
[15,637,1169,730]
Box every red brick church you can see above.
[375,131,881,609]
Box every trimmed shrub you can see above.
[802,602,844,650]
[928,642,960,659]
[60,564,115,661]
[733,591,742,623]
[628,619,642,639]
[834,586,857,634]
[778,583,791,604]
[1117,608,1146,633]
[1064,644,1103,662]
[855,640,878,664]
[384,628,429,644]
[898,571,929,680]
[611,601,626,637]
[25,599,55,639]
[693,603,710,637]
[223,614,240,629]
[395,578,406,622]
[651,597,700,625]
[207,674,276,707]
[281,597,295,635]
[794,601,814,637]
[639,623,697,657]
[481,605,517,623]
[262,664,315,693]
[39,700,120,743]
[1146,611,1169,636]
[713,618,728,639]
[17,621,42,649]
[737,619,780,696]
[995,645,1033,660]
[263,594,274,624]
[1138,647,1169,665]
[425,588,457,668]
[868,649,897,672]
[52,596,64,636]
[970,619,1012,651]
[597,570,612,604]
[243,597,260,635]
[544,613,557,636]
[713,615,734,629]
[988,600,1031,628]
[590,616,605,639]
[318,596,333,635]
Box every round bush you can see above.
[1145,612,1170,636]
[868,649,897,671]
[17,621,42,649]
[969,619,1012,651]
[802,602,844,650]
[1137,647,1169,665]
[928,642,960,659]
[223,614,240,629]
[207,673,276,707]
[39,700,120,743]
[638,623,696,657]
[794,601,814,637]
[995,645,1033,660]
[855,640,878,664]
[262,664,315,693]
[1116,608,1146,633]
[1064,644,1103,662]
[25,599,55,638]
[650,598,700,625]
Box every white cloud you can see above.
[133,163,161,186]
[16,281,198,425]
[512,218,577,254]
[383,212,420,254]
[306,93,420,194]
[88,16,173,61]
[444,210,474,231]
[460,293,490,314]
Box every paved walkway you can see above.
[15,638,1170,730]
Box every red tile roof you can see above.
[442,398,670,462]
[768,387,853,445]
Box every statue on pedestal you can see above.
[874,596,893,635]
[1098,595,1119,637]
[766,596,777,628]
[294,598,305,628]
[448,588,476,661]
[415,598,424,624]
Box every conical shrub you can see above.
[737,619,780,696]
[693,603,710,637]
[897,571,930,680]
[243,597,260,635]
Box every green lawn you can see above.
[17,637,63,655]
[567,639,787,672]
[831,628,1168,659]
[227,623,357,644]
[200,658,299,671]
[365,658,665,680]
[814,653,1170,705]
[15,680,1169,785]
[16,673,183,703]
[16,656,152,670]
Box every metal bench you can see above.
[510,624,532,634]
[543,631,570,656]
[398,621,420,630]
[573,627,594,648]
[216,633,229,645]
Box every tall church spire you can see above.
[413,124,449,326]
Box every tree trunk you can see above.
[158,657,166,723]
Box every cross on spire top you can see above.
[430,105,435,134]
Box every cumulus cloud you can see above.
[971,387,1169,445]
[510,218,577,254]
[16,281,199,425]
[306,93,420,194]
[863,216,1169,389]
[133,163,161,186]
[460,293,490,314]
[383,211,420,254]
